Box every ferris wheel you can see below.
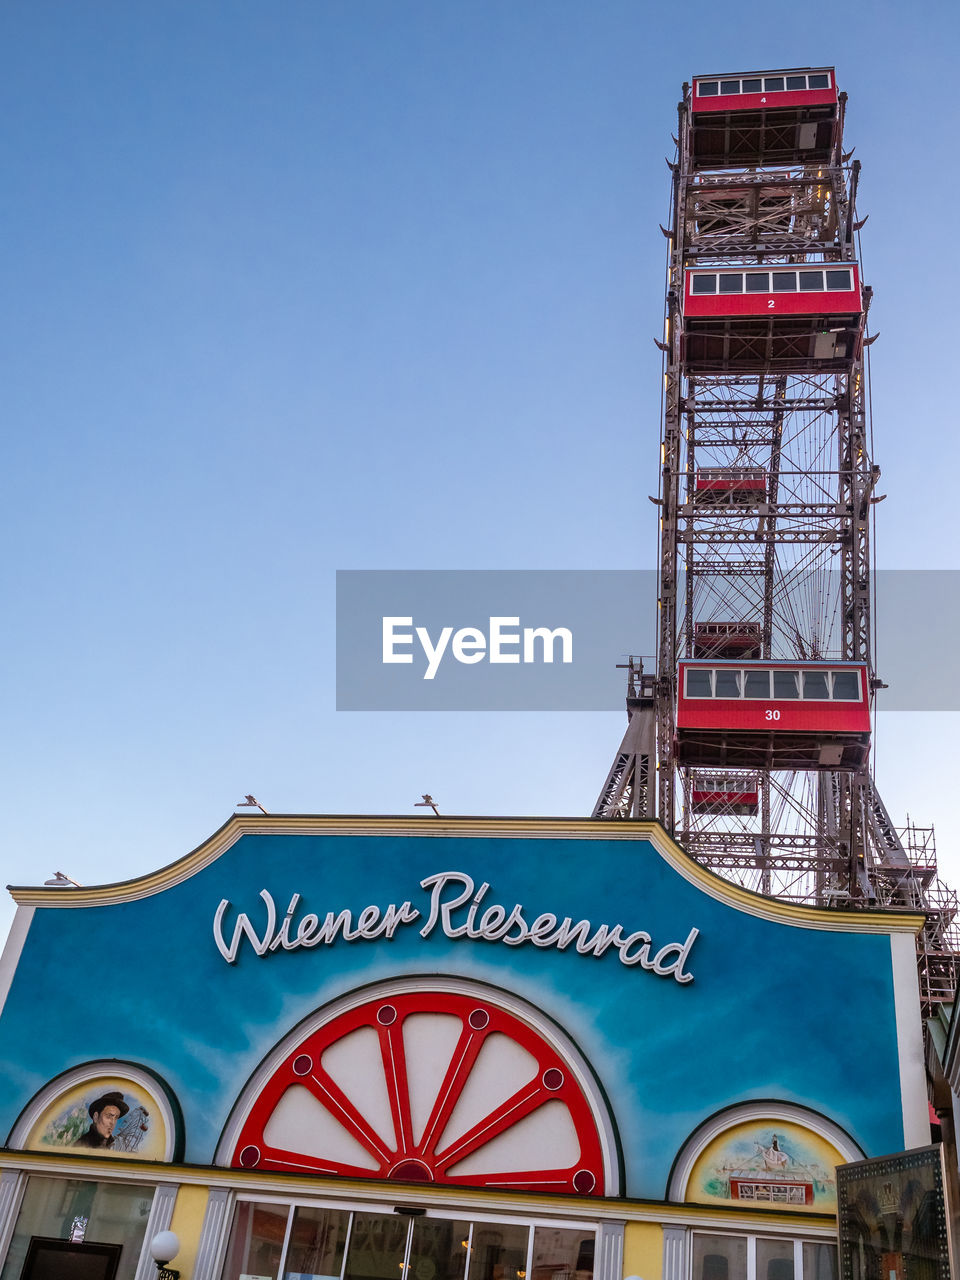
[593,68,960,1013]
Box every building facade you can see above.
[0,816,929,1280]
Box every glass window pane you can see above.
[831,670,860,700]
[221,1201,290,1280]
[408,1219,472,1280]
[692,274,717,294]
[825,269,852,290]
[772,272,797,292]
[741,78,762,93]
[718,273,743,293]
[285,1207,351,1280]
[764,77,785,91]
[698,81,719,96]
[531,1227,594,1280]
[344,1214,410,1280]
[744,670,771,698]
[720,80,740,94]
[802,670,830,699]
[785,76,806,90]
[715,670,741,698]
[686,669,713,697]
[758,1239,794,1280]
[0,1177,154,1280]
[799,272,825,291]
[745,273,770,293]
[692,1235,747,1280]
[773,670,799,699]
[468,1224,530,1280]
[802,1242,838,1280]
[808,73,830,89]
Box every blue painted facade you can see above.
[0,822,912,1199]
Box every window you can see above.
[799,271,825,291]
[718,273,743,294]
[825,269,852,290]
[801,670,830,700]
[745,273,770,292]
[773,670,800,699]
[698,81,719,96]
[686,669,713,698]
[831,670,861,700]
[692,274,717,294]
[744,670,771,698]
[785,76,807,91]
[720,80,740,94]
[772,272,796,292]
[764,77,785,91]
[741,78,762,93]
[692,1234,838,1280]
[714,670,741,698]
[808,73,831,89]
[220,1205,596,1280]
[0,1178,154,1280]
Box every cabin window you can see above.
[686,669,713,698]
[773,670,800,699]
[786,75,807,91]
[799,271,825,291]
[808,73,830,89]
[744,670,772,698]
[745,272,770,292]
[764,76,785,91]
[692,274,717,294]
[715,670,741,698]
[825,269,852,290]
[831,670,861,700]
[720,79,740,94]
[718,273,743,293]
[698,81,719,96]
[802,670,830,699]
[742,78,762,92]
[773,271,797,291]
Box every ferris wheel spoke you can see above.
[433,1081,550,1171]
[416,1020,486,1158]
[297,1063,395,1165]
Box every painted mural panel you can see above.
[8,1062,182,1162]
[686,1119,845,1212]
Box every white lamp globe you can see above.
[150,1231,180,1264]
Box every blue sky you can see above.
[1,0,958,941]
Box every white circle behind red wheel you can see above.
[232,990,607,1194]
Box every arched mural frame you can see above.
[667,1099,865,1207]
[7,1059,184,1162]
[215,973,623,1195]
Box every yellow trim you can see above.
[6,814,925,935]
[624,1221,663,1280]
[0,1150,839,1236]
[168,1183,208,1276]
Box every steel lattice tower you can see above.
[593,68,959,1014]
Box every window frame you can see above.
[689,1230,837,1280]
[219,1195,600,1280]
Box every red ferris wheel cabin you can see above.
[688,68,842,168]
[692,69,838,115]
[681,262,863,373]
[676,660,871,771]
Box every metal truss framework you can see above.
[593,76,959,1014]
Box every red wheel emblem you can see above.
[232,990,606,1194]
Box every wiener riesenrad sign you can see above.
[214,869,700,984]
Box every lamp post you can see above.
[149,1231,181,1279]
